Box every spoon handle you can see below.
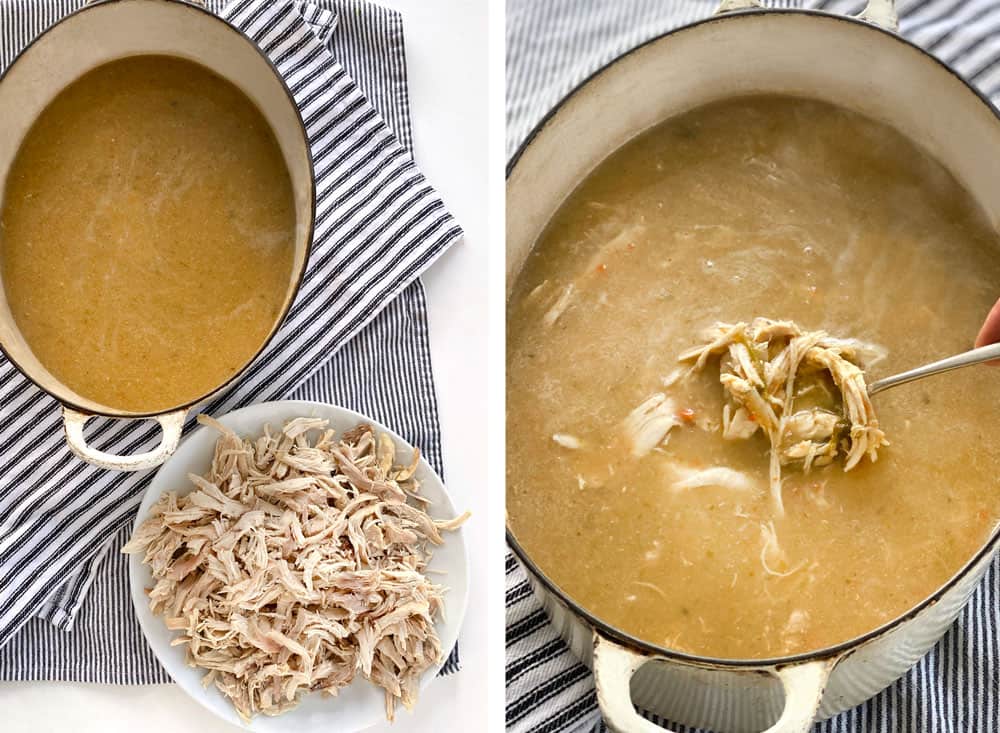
[868,342,1000,395]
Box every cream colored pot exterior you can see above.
[518,544,999,732]
[0,0,314,470]
[506,2,1000,731]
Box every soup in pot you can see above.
[0,55,296,413]
[506,96,1000,659]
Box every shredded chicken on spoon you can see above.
[678,318,889,515]
[124,415,469,722]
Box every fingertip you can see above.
[975,298,1000,354]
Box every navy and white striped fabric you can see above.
[1,290,460,681]
[506,1,1000,731]
[0,0,462,678]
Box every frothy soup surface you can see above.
[0,55,296,412]
[506,96,1000,659]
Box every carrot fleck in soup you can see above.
[0,55,295,413]
[506,96,1000,659]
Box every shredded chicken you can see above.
[623,393,680,457]
[543,283,575,327]
[780,609,811,651]
[678,318,889,515]
[552,433,582,450]
[759,520,805,578]
[671,465,757,493]
[124,415,469,722]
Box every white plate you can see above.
[128,400,469,732]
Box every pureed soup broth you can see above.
[506,96,1000,659]
[0,56,295,413]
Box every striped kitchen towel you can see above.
[506,1,1000,731]
[0,0,463,677]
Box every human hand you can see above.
[976,298,1000,362]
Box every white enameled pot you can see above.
[0,0,315,471]
[506,1,1000,731]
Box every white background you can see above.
[0,0,491,730]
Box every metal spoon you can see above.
[868,342,1000,396]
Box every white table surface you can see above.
[0,0,491,730]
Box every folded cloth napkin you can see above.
[506,1,1000,731]
[0,0,461,656]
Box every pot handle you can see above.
[63,406,187,472]
[715,0,761,13]
[714,0,898,32]
[858,0,898,31]
[593,633,837,733]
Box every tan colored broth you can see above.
[0,56,295,412]
[506,96,1000,659]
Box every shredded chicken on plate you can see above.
[678,318,889,515]
[124,415,469,722]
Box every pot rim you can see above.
[0,0,316,420]
[507,7,1000,177]
[506,6,1000,669]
